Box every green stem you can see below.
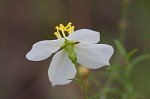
[118,0,130,43]
[74,63,89,99]
[99,0,131,98]
[99,65,117,99]
[99,0,130,98]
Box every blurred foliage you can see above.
[130,0,150,98]
[89,40,150,99]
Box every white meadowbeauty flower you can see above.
[26,22,114,86]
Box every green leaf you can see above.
[105,66,112,71]
[101,87,122,95]
[114,39,127,57]
[90,93,100,99]
[90,95,96,99]
[129,54,150,67]
[90,87,122,99]
[68,78,81,85]
[126,48,138,60]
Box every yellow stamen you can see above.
[59,24,67,31]
[60,25,66,38]
[53,22,75,39]
[68,25,72,34]
[72,26,75,32]
[65,22,72,29]
[54,32,61,39]
[55,26,60,33]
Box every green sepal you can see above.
[63,40,77,64]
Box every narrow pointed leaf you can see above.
[114,39,127,57]
[68,78,81,85]
[126,48,138,60]
[129,54,150,67]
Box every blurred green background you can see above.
[0,0,150,99]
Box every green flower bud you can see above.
[63,40,77,64]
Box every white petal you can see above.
[67,29,100,44]
[26,38,64,61]
[74,43,114,69]
[48,49,76,86]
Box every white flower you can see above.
[26,22,114,86]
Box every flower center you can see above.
[54,22,77,64]
[54,22,75,39]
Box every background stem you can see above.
[100,0,130,99]
[74,64,89,99]
[118,0,130,43]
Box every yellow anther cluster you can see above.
[54,22,75,39]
